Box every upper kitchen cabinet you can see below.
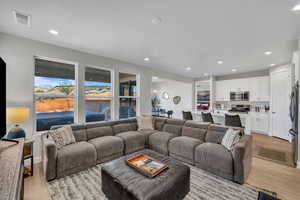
[230,78,249,91]
[215,80,230,101]
[215,76,270,102]
[249,76,270,102]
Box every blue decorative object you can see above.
[7,125,26,139]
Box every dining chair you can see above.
[182,111,193,120]
[201,112,214,123]
[225,114,243,128]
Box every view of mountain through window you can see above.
[34,58,75,131]
[85,67,112,122]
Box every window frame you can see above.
[84,65,114,123]
[118,71,140,119]
[33,55,79,132]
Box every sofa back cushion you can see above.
[86,121,115,140]
[87,126,113,140]
[51,124,87,142]
[182,121,210,140]
[153,117,167,131]
[205,125,228,144]
[112,123,134,134]
[113,118,138,132]
[162,119,185,136]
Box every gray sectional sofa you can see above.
[42,117,252,184]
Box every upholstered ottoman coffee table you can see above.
[101,149,190,200]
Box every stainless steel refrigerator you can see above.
[289,81,298,166]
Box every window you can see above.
[34,58,76,131]
[119,72,137,119]
[85,67,112,122]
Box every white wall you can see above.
[0,33,192,163]
[152,80,193,119]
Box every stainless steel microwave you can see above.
[230,91,249,101]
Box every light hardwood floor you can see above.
[25,133,300,200]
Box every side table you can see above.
[24,138,34,177]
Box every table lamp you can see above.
[6,107,29,139]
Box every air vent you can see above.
[13,10,31,27]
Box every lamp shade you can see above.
[6,107,29,124]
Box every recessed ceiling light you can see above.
[232,69,237,72]
[264,51,272,55]
[217,61,223,64]
[186,67,191,71]
[292,4,300,11]
[153,76,158,80]
[152,89,158,93]
[151,17,162,25]
[270,64,276,67]
[144,57,150,61]
[49,29,59,35]
[203,73,209,76]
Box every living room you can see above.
[1,1,300,200]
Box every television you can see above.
[0,57,6,139]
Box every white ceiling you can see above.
[1,0,300,78]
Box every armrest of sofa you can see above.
[42,134,57,181]
[231,135,253,184]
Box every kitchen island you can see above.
[192,111,252,135]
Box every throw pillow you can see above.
[137,115,154,130]
[221,128,240,150]
[49,126,76,149]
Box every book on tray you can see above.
[126,154,169,178]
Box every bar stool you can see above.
[182,111,193,120]
[225,114,243,128]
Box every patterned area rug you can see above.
[48,164,258,200]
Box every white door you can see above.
[270,69,291,140]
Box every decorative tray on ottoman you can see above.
[126,153,169,178]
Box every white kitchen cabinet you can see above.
[250,112,269,134]
[215,80,230,101]
[249,76,270,102]
[230,78,249,91]
[215,76,270,102]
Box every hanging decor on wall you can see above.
[162,91,169,100]
[173,96,181,105]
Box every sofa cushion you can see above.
[163,124,183,136]
[138,129,157,146]
[86,126,114,140]
[153,117,167,131]
[49,126,75,149]
[56,141,96,178]
[166,119,186,126]
[112,123,134,134]
[113,118,138,131]
[50,124,87,142]
[169,136,203,165]
[116,131,146,154]
[205,124,229,144]
[89,136,124,163]
[221,128,241,150]
[148,132,177,155]
[182,121,210,140]
[195,143,234,180]
[137,116,154,130]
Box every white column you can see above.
[76,63,85,123]
[113,66,119,120]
